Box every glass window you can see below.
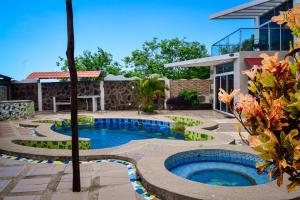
[215,76,220,110]
[216,62,234,74]
[281,28,293,50]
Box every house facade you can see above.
[165,0,297,115]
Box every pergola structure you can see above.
[210,0,288,19]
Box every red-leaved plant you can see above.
[218,4,300,192]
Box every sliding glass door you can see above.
[215,63,234,113]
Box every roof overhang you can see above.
[209,0,287,19]
[164,53,239,68]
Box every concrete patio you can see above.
[0,156,137,200]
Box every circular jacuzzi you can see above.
[165,149,270,187]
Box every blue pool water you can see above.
[53,121,184,149]
[165,150,271,187]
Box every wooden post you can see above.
[66,0,81,192]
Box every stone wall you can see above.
[104,81,136,110]
[10,83,38,110]
[42,81,101,111]
[170,80,211,97]
[9,79,210,111]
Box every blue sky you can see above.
[0,0,253,80]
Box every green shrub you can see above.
[179,89,199,106]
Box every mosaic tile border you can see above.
[166,116,201,127]
[164,149,264,170]
[0,154,159,200]
[0,100,35,120]
[12,140,90,150]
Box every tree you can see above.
[218,5,300,192]
[57,47,123,81]
[130,76,168,113]
[124,38,210,80]
[65,0,80,192]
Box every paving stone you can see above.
[56,174,92,191]
[51,192,88,200]
[98,183,135,200]
[99,170,130,186]
[11,177,51,193]
[0,179,11,192]
[4,195,41,200]
[0,159,25,166]
[0,166,24,178]
[26,164,66,176]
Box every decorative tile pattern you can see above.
[0,154,159,200]
[12,140,90,150]
[0,101,35,121]
[165,149,265,170]
[167,116,201,126]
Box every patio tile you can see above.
[99,170,130,186]
[51,192,88,200]
[26,164,66,176]
[0,158,25,166]
[0,166,24,178]
[98,183,135,200]
[4,196,41,200]
[11,177,51,193]
[56,174,92,191]
[0,179,11,192]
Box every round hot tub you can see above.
[165,149,270,187]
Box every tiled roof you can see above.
[26,71,101,79]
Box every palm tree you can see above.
[131,75,168,113]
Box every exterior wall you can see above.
[0,86,8,101]
[10,83,38,110]
[104,81,137,110]
[8,79,194,111]
[212,51,288,114]
[170,80,211,98]
[238,51,288,94]
[42,81,101,111]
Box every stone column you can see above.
[100,81,105,111]
[37,82,43,112]
[164,78,170,110]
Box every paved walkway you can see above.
[0,157,137,200]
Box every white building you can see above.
[165,0,295,115]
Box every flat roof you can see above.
[26,71,101,80]
[209,0,287,19]
[164,53,239,68]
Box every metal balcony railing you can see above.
[211,28,292,56]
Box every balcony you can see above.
[211,28,292,56]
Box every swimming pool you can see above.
[52,118,185,149]
[165,149,270,187]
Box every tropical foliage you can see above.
[57,47,123,81]
[130,76,168,113]
[179,89,199,106]
[124,38,210,79]
[218,4,300,192]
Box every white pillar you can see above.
[37,82,43,112]
[100,81,105,111]
[164,78,170,110]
